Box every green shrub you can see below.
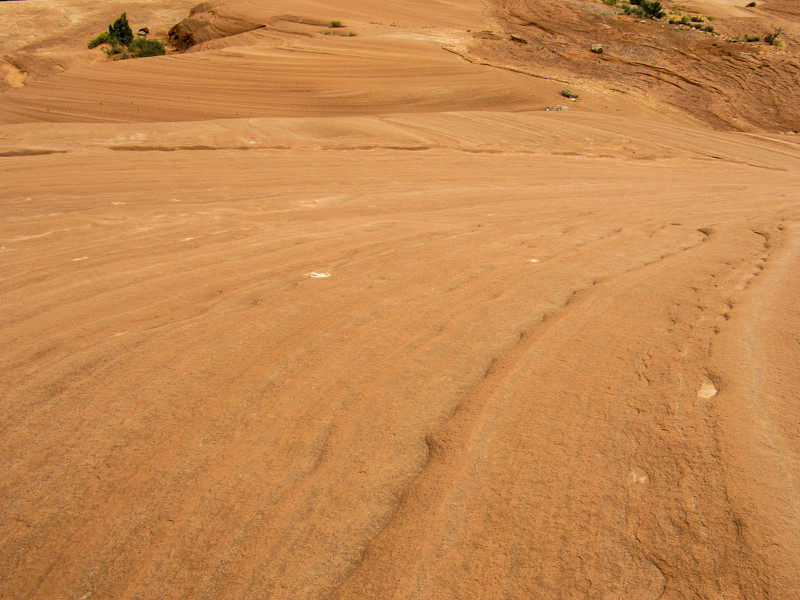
[623,0,664,19]
[105,42,124,57]
[127,38,165,57]
[764,28,782,45]
[746,1,756,6]
[87,31,109,49]
[690,15,704,22]
[89,13,167,59]
[680,15,690,24]
[330,20,343,28]
[348,31,357,36]
[622,4,645,16]
[108,13,134,45]
[745,33,760,42]
[704,25,714,32]
[640,0,665,18]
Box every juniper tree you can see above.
[108,13,134,46]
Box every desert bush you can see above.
[623,0,665,19]
[690,15,704,22]
[764,28,782,45]
[127,38,165,57]
[330,20,343,28]
[746,1,756,6]
[745,33,760,42]
[680,15,690,24]
[89,13,166,59]
[104,42,124,56]
[704,25,714,32]
[622,4,645,16]
[642,0,665,18]
[87,31,109,49]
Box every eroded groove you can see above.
[326,225,718,599]
[624,223,781,600]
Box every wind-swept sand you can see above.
[1,0,800,598]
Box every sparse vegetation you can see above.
[105,42,124,57]
[641,1,666,19]
[87,32,109,49]
[764,28,782,45]
[348,31,357,37]
[330,20,343,28]
[622,0,666,20]
[88,13,165,59]
[727,28,784,46]
[622,3,645,17]
[668,11,716,32]
[746,1,756,7]
[127,38,166,57]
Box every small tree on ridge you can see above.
[108,13,134,46]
